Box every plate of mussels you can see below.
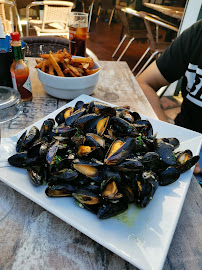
[0,94,202,270]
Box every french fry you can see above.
[71,57,94,64]
[85,68,100,75]
[68,69,77,77]
[63,68,70,75]
[48,64,54,75]
[41,62,46,72]
[67,64,81,77]
[49,53,64,77]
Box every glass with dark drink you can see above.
[68,12,88,57]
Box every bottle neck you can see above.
[12,45,23,61]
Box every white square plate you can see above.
[0,95,202,270]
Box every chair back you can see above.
[41,1,74,32]
[117,9,131,37]
[100,0,115,10]
[0,0,14,34]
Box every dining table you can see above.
[143,3,184,20]
[0,57,201,270]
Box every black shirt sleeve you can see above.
[156,20,202,83]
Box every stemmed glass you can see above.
[0,86,22,221]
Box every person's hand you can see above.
[194,162,201,174]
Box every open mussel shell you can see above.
[81,115,109,136]
[135,171,159,207]
[104,137,135,165]
[27,165,49,187]
[45,183,76,197]
[134,120,153,137]
[73,189,100,205]
[55,107,74,125]
[97,201,128,219]
[39,118,55,139]
[87,101,116,116]
[109,116,139,137]
[176,155,200,174]
[158,166,180,186]
[101,179,123,201]
[23,126,40,150]
[85,133,105,148]
[52,126,77,138]
[46,140,60,166]
[77,145,104,161]
[65,108,86,126]
[72,159,103,182]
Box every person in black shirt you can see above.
[137,19,202,176]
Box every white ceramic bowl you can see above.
[37,60,100,99]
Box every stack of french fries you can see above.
[35,48,100,77]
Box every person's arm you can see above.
[137,61,170,122]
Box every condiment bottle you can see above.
[10,32,32,101]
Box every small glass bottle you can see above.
[10,32,32,102]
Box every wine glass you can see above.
[0,86,22,221]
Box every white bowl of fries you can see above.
[36,50,100,100]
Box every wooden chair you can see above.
[0,0,14,34]
[112,8,148,61]
[26,1,74,37]
[96,0,115,25]
[132,11,178,77]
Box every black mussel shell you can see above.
[87,101,116,116]
[72,159,103,182]
[109,116,139,137]
[50,169,78,182]
[73,189,100,205]
[140,152,162,172]
[16,131,27,153]
[46,141,60,166]
[85,133,105,148]
[97,201,128,219]
[27,165,49,186]
[115,158,144,172]
[65,108,86,126]
[176,155,200,174]
[8,152,40,168]
[135,171,159,207]
[55,107,74,125]
[23,126,40,150]
[27,141,49,159]
[134,120,153,137]
[158,166,180,186]
[155,139,176,166]
[45,183,76,197]
[52,126,77,138]
[104,137,135,165]
[74,101,85,111]
[39,118,55,139]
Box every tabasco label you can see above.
[11,71,32,101]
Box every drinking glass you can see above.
[68,12,88,57]
[0,86,22,221]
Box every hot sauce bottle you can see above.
[10,32,32,101]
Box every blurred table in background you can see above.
[143,3,184,20]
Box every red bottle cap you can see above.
[10,32,20,41]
